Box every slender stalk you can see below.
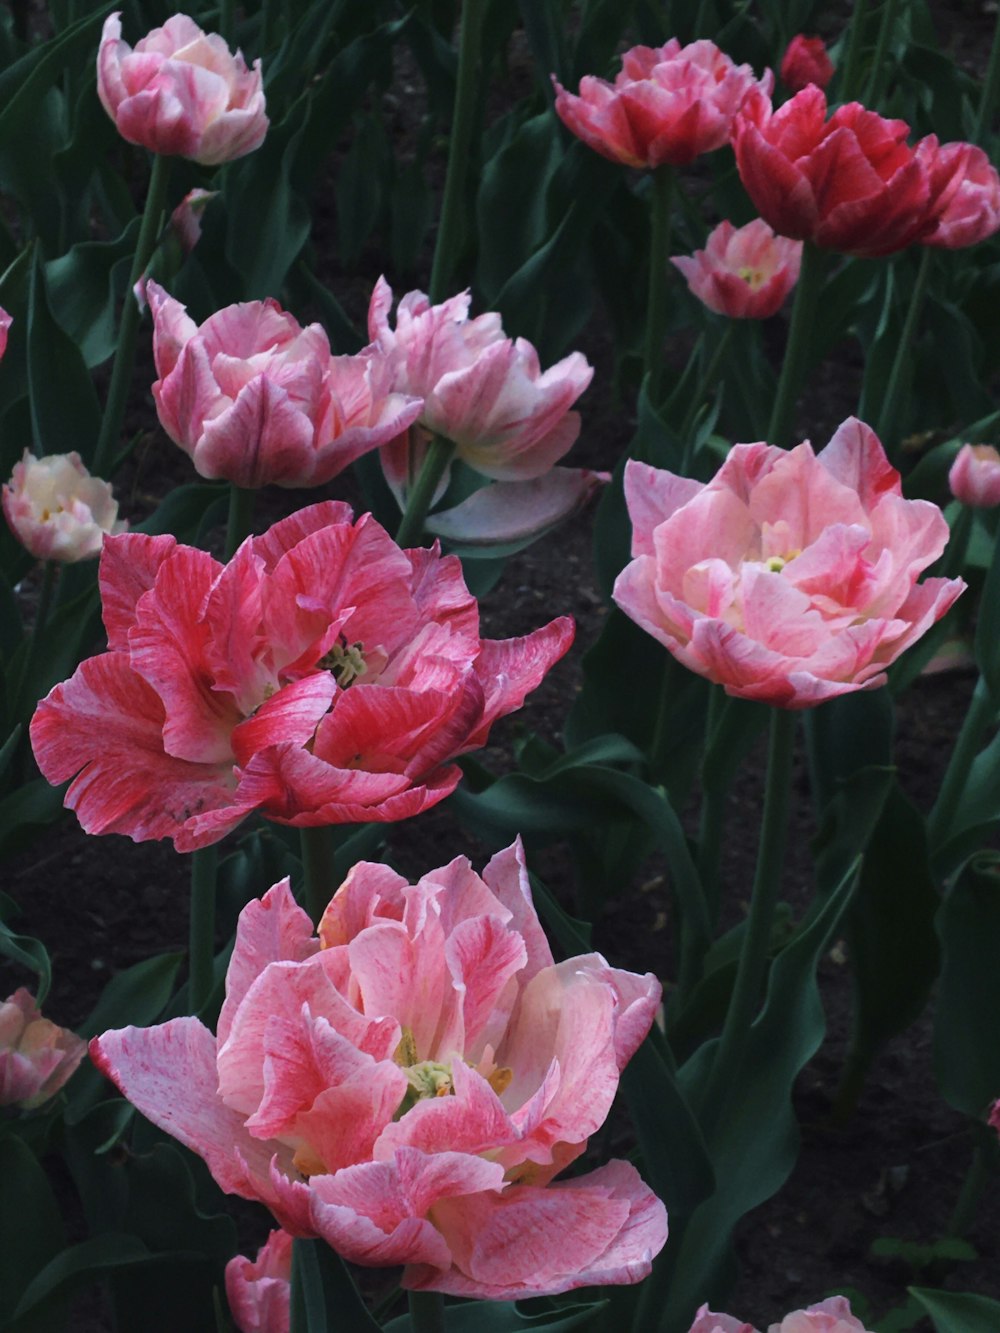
[948,1139,991,1236]
[643,165,675,402]
[188,844,218,1014]
[875,247,932,449]
[678,320,735,468]
[975,3,1000,144]
[839,0,871,103]
[697,708,797,1117]
[300,825,339,926]
[14,560,56,720]
[927,675,996,850]
[395,436,454,548]
[225,485,256,559]
[696,687,727,922]
[863,0,902,106]
[409,1291,445,1333]
[428,0,486,303]
[767,242,827,447]
[92,153,171,477]
[830,1031,874,1125]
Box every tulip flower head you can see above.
[226,1229,292,1333]
[92,841,667,1297]
[671,219,803,319]
[147,282,422,490]
[368,278,592,484]
[614,418,964,707]
[779,35,834,93]
[688,1298,871,1333]
[0,989,87,1109]
[552,39,772,169]
[3,450,125,563]
[170,187,217,254]
[949,443,1000,508]
[733,85,998,257]
[31,502,573,850]
[97,12,268,164]
[688,1306,756,1333]
[0,305,11,361]
[923,145,1000,249]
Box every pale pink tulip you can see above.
[171,187,217,253]
[92,842,666,1297]
[368,278,592,482]
[553,39,772,169]
[768,1297,871,1333]
[688,1305,757,1333]
[0,989,87,1109]
[225,1229,291,1333]
[2,450,125,563]
[97,12,267,164]
[949,443,1000,508]
[147,281,422,489]
[30,502,572,851]
[924,145,1000,248]
[614,418,964,707]
[671,219,802,319]
[0,306,11,360]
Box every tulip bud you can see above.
[949,443,1000,508]
[780,35,834,93]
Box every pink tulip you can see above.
[552,39,772,169]
[779,35,834,93]
[768,1297,871,1333]
[0,989,87,1109]
[949,443,1000,508]
[97,12,267,165]
[368,278,592,483]
[990,1099,1000,1137]
[92,841,666,1297]
[923,145,1000,248]
[147,281,422,489]
[2,450,125,563]
[671,219,802,319]
[688,1305,756,1333]
[30,501,573,851]
[0,306,11,360]
[170,187,217,253]
[614,418,964,707]
[226,1229,292,1333]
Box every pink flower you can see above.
[688,1305,756,1333]
[0,306,11,360]
[732,86,979,257]
[552,39,772,169]
[990,1099,1000,1137]
[91,841,666,1298]
[170,187,217,253]
[147,281,422,489]
[97,12,267,165]
[923,145,1000,248]
[2,450,125,563]
[30,501,573,851]
[671,219,802,319]
[226,1229,291,1333]
[368,279,592,483]
[949,443,1000,508]
[768,1297,871,1333]
[780,35,834,93]
[613,418,964,707]
[0,989,87,1109]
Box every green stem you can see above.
[839,0,871,102]
[948,1140,990,1236]
[927,675,996,850]
[643,165,674,403]
[225,485,256,559]
[92,152,171,478]
[697,707,797,1117]
[863,0,902,106]
[300,824,339,927]
[428,0,485,303]
[696,687,727,923]
[767,242,826,448]
[395,436,455,548]
[14,560,56,720]
[975,3,1000,144]
[679,320,735,467]
[188,844,218,1014]
[875,247,932,449]
[830,1032,874,1126]
[408,1291,445,1333]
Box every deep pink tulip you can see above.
[0,306,10,360]
[368,278,592,483]
[30,502,573,851]
[732,86,981,257]
[92,841,666,1297]
[923,144,1000,248]
[0,989,87,1109]
[226,1229,291,1333]
[553,39,772,169]
[614,418,964,707]
[97,12,267,164]
[949,443,1000,508]
[2,450,125,563]
[671,219,802,319]
[148,281,422,489]
[779,35,834,93]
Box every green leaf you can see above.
[0,907,51,1003]
[0,778,68,859]
[10,1234,151,1324]
[291,1238,380,1333]
[27,247,101,462]
[909,1288,1000,1333]
[45,218,141,367]
[0,1137,66,1329]
[337,112,389,267]
[0,7,104,148]
[137,481,227,541]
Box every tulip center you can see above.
[763,547,801,573]
[319,635,368,688]
[737,265,767,290]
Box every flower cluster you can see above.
[93,841,667,1298]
